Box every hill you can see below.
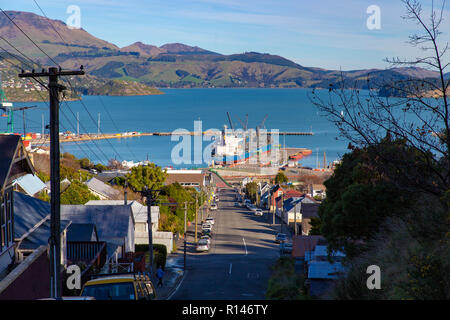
[0,10,443,94]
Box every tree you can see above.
[60,180,100,204]
[244,181,258,203]
[126,163,167,192]
[310,0,449,199]
[275,171,288,184]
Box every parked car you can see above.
[279,242,293,254]
[201,229,212,237]
[200,235,211,245]
[196,239,210,252]
[202,223,212,232]
[80,273,156,300]
[254,209,263,216]
[205,217,215,225]
[210,203,218,210]
[275,233,287,243]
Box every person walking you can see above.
[156,266,165,287]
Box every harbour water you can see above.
[13,88,353,168]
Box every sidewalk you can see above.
[153,219,197,300]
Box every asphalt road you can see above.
[170,187,281,300]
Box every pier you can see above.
[29,131,314,144]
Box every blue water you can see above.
[8,88,352,168]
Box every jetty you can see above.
[28,130,314,144]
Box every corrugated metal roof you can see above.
[85,200,159,223]
[84,177,120,199]
[13,173,46,196]
[19,219,71,250]
[60,204,132,247]
[67,223,98,242]
[13,191,50,239]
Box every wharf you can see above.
[30,131,313,144]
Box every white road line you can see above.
[229,263,232,275]
[242,237,248,256]
[166,270,187,300]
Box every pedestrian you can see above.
[156,266,165,287]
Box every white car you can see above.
[200,235,211,245]
[196,239,209,252]
[205,217,215,225]
[254,209,263,216]
[202,223,212,231]
[210,203,218,210]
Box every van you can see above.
[79,273,157,300]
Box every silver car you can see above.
[196,239,209,252]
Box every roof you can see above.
[164,172,205,186]
[61,205,133,246]
[284,189,304,198]
[301,203,320,218]
[313,245,345,258]
[67,223,98,242]
[308,261,346,279]
[13,191,50,240]
[19,219,71,250]
[84,177,120,199]
[0,134,34,193]
[85,200,159,223]
[292,235,327,259]
[12,173,46,196]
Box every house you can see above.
[84,177,120,200]
[291,235,327,261]
[301,203,320,235]
[0,135,53,299]
[270,185,284,213]
[85,200,174,253]
[306,245,346,298]
[165,169,209,189]
[13,192,71,266]
[311,184,326,199]
[0,135,34,278]
[60,204,135,265]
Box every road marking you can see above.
[229,263,232,275]
[166,270,187,300]
[242,237,248,255]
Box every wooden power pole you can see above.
[19,66,84,299]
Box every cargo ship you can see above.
[211,125,274,166]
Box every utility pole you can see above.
[19,66,85,299]
[195,193,198,243]
[184,201,187,271]
[139,187,162,277]
[124,178,128,205]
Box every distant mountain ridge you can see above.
[0,10,444,92]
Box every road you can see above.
[170,187,281,300]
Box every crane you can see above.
[226,112,234,130]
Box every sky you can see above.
[1,0,449,70]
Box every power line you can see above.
[32,0,138,162]
[1,5,130,163]
[0,8,60,67]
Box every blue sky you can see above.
[2,0,449,70]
